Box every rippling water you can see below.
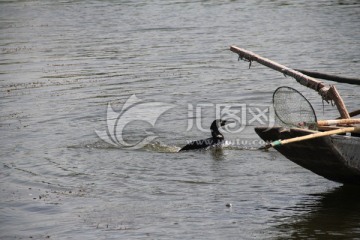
[1,0,360,239]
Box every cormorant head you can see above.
[211,119,230,128]
[210,119,232,138]
[219,119,229,127]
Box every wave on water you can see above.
[68,140,181,153]
[143,141,181,153]
[69,138,261,153]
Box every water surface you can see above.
[1,1,360,239]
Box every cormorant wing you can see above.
[179,137,215,151]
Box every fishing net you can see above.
[273,86,317,129]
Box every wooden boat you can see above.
[255,127,360,185]
[229,45,360,185]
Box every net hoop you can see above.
[273,86,317,129]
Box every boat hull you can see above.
[255,127,360,185]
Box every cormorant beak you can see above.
[221,120,234,126]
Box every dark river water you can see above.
[1,0,360,239]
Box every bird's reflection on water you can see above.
[210,147,226,161]
[273,185,360,239]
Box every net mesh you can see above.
[273,86,317,129]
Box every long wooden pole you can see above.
[261,126,360,150]
[317,118,360,126]
[294,69,360,85]
[230,46,350,119]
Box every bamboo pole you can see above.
[230,46,351,119]
[261,126,360,150]
[317,118,360,126]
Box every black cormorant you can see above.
[179,119,231,151]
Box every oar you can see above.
[294,69,360,86]
[260,126,360,150]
